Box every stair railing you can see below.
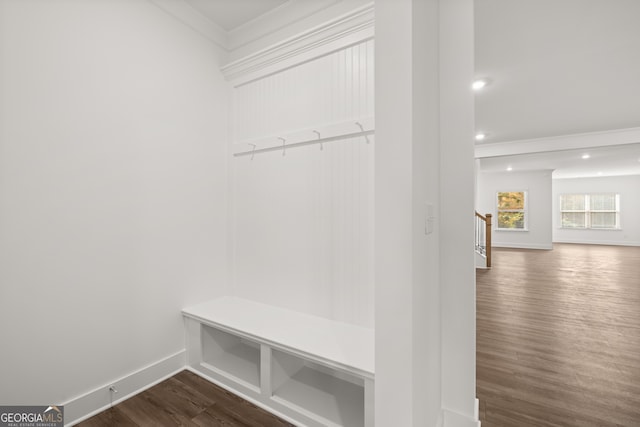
[475,212,492,268]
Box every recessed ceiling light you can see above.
[472,79,488,91]
[507,166,513,171]
[581,154,590,159]
[475,133,486,141]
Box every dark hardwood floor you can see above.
[477,243,640,427]
[76,370,294,427]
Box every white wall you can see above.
[0,0,229,417]
[477,170,553,249]
[553,175,640,246]
[231,41,375,327]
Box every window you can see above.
[497,191,527,230]
[560,193,620,229]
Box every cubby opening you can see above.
[201,325,261,391]
[271,349,365,427]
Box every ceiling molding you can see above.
[475,127,640,159]
[148,0,228,50]
[227,0,341,51]
[221,3,374,86]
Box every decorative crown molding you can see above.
[475,126,640,159]
[148,0,228,50]
[221,3,374,86]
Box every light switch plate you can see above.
[425,203,435,235]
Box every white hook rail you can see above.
[233,116,375,157]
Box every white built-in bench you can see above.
[182,297,374,427]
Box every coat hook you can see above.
[313,130,323,150]
[248,143,257,160]
[355,122,370,144]
[278,137,286,156]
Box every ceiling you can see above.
[184,0,289,32]
[475,0,640,144]
[474,0,640,177]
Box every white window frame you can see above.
[496,190,528,231]
[559,193,621,230]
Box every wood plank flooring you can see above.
[477,243,640,427]
[76,370,294,427]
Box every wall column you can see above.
[376,0,478,426]
[440,0,479,425]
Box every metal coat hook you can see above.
[278,137,286,156]
[313,130,322,150]
[355,122,370,144]
[248,143,257,160]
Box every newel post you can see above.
[486,213,492,267]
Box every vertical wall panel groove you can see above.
[231,40,374,327]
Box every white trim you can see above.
[221,3,374,85]
[553,239,640,247]
[64,350,186,426]
[475,126,640,159]
[475,251,488,269]
[441,407,481,427]
[558,227,623,230]
[492,242,553,250]
[227,0,342,51]
[147,0,228,50]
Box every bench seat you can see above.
[182,296,374,427]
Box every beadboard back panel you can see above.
[231,40,375,328]
[232,40,374,141]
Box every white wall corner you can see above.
[221,3,374,85]
[63,351,186,426]
[442,406,482,427]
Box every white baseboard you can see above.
[441,407,481,427]
[475,251,488,269]
[553,239,640,247]
[492,242,553,250]
[64,350,186,426]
